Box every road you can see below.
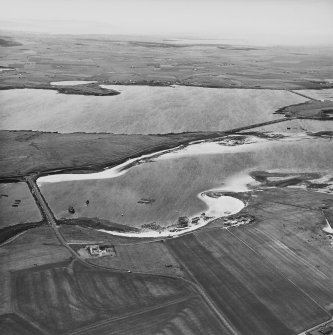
[26,175,78,258]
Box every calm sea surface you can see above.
[0,86,306,134]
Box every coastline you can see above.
[98,195,246,238]
[1,81,333,95]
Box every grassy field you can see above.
[0,182,42,227]
[11,260,195,334]
[0,86,304,134]
[89,241,186,278]
[1,32,332,90]
[0,226,71,272]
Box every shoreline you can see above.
[36,132,315,184]
[0,84,120,96]
[15,118,289,181]
[98,195,247,239]
[36,137,262,239]
[0,82,332,96]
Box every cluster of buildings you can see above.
[86,245,115,257]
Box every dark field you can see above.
[0,130,215,178]
[0,313,44,335]
[11,259,195,334]
[276,100,333,119]
[71,296,230,335]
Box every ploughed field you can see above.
[38,133,333,233]
[72,296,227,335]
[10,259,230,335]
[0,86,306,134]
[168,232,328,335]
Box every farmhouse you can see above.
[87,245,115,257]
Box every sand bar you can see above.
[50,81,97,86]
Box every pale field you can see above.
[0,227,71,271]
[0,182,42,228]
[90,242,186,277]
[0,87,306,134]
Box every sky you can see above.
[0,0,332,45]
